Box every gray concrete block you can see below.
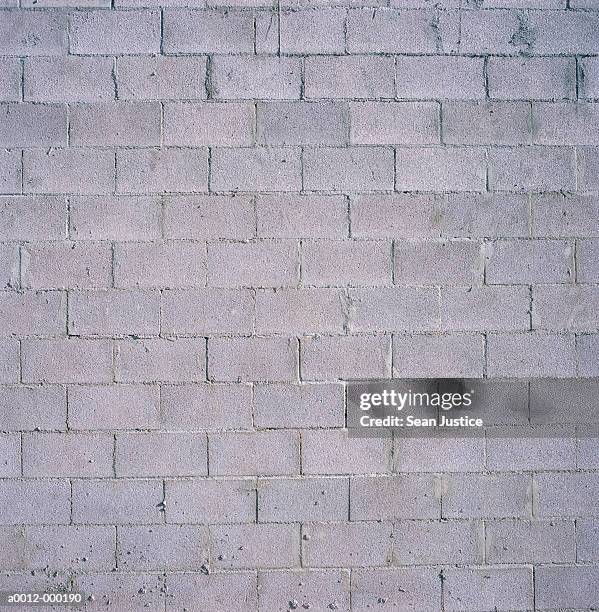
[114,242,206,289]
[116,432,207,477]
[68,384,160,430]
[0,386,66,431]
[212,523,300,569]
[254,383,345,429]
[72,479,164,525]
[442,473,532,518]
[305,56,394,99]
[258,569,349,612]
[301,335,391,380]
[209,431,300,476]
[70,196,162,241]
[209,337,298,382]
[351,568,440,611]
[443,566,533,611]
[22,338,113,383]
[165,195,254,240]
[393,333,485,378]
[117,525,209,570]
[166,478,255,524]
[302,240,392,286]
[486,519,575,563]
[115,338,206,383]
[70,10,160,54]
[22,432,113,477]
[302,429,391,475]
[167,573,256,612]
[117,56,207,101]
[0,480,70,525]
[350,475,441,520]
[258,477,349,522]
[160,383,252,430]
[303,521,393,567]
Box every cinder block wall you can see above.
[0,3,598,610]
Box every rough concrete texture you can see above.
[0,3,598,611]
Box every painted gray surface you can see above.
[0,3,598,610]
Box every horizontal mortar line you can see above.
[13,189,595,197]
[3,469,599,480]
[4,4,599,8]
[55,49,599,59]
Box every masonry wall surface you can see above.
[0,3,598,611]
